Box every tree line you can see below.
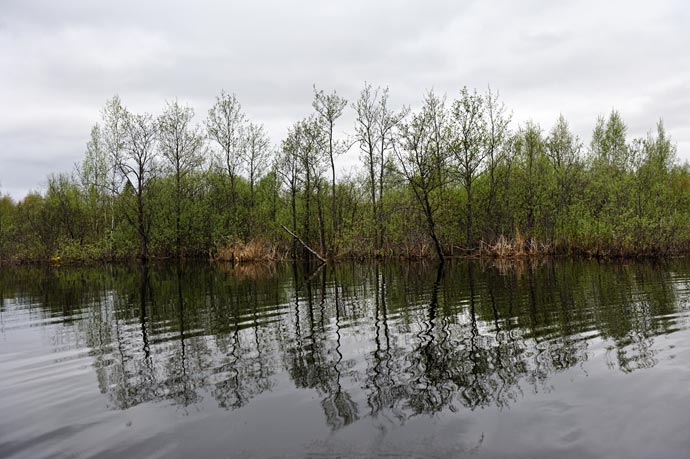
[0,83,687,263]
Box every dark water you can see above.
[1,260,689,458]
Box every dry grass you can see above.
[401,240,432,259]
[214,238,288,263]
[479,230,552,259]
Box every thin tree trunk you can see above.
[316,181,326,257]
[465,179,473,250]
[368,148,378,254]
[291,183,297,258]
[304,167,311,260]
[176,169,181,257]
[423,194,444,262]
[330,126,337,256]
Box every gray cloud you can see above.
[1,0,689,198]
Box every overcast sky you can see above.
[1,0,689,199]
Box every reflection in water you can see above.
[1,259,690,455]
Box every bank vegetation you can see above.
[0,84,686,264]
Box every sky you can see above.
[1,0,689,199]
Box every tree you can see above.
[587,110,633,250]
[241,122,271,211]
[591,110,630,170]
[116,111,158,261]
[545,114,583,241]
[294,116,327,256]
[101,95,128,253]
[0,193,15,260]
[277,123,302,257]
[158,100,206,256]
[642,120,676,173]
[633,120,678,252]
[79,124,110,241]
[312,86,347,254]
[45,172,87,245]
[394,91,448,261]
[448,87,486,249]
[354,83,406,255]
[512,122,553,240]
[207,91,246,233]
[483,88,511,238]
[15,192,55,258]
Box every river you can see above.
[1,259,689,458]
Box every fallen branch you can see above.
[281,225,327,263]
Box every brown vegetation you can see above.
[214,238,288,263]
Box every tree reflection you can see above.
[3,258,687,430]
[284,262,358,429]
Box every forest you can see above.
[0,84,687,264]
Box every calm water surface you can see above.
[1,260,689,458]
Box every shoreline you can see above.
[1,249,682,269]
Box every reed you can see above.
[478,230,552,259]
[214,238,288,263]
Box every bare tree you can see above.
[158,100,205,256]
[79,124,109,237]
[116,111,158,261]
[241,122,271,210]
[101,95,128,253]
[448,87,487,249]
[206,91,246,230]
[295,116,327,256]
[354,83,406,255]
[483,87,511,238]
[395,91,448,262]
[80,125,108,192]
[276,124,302,257]
[312,86,347,254]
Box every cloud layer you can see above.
[2,0,689,198]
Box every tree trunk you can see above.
[316,181,326,257]
[303,167,311,260]
[368,149,378,254]
[424,194,444,262]
[138,194,148,261]
[466,179,473,250]
[330,127,337,256]
[291,182,297,259]
[176,169,181,257]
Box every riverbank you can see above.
[0,234,681,268]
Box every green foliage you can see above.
[3,88,690,264]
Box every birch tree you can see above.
[354,83,406,255]
[116,112,158,261]
[312,86,347,253]
[158,100,205,256]
[294,116,327,255]
[101,95,128,253]
[395,91,448,261]
[79,124,109,238]
[241,122,271,210]
[483,88,511,238]
[206,91,245,231]
[448,87,487,249]
[277,123,302,257]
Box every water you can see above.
[1,260,689,458]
